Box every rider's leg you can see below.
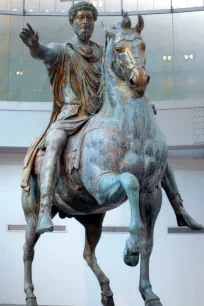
[37,128,67,234]
[162,162,203,230]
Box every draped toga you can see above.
[21,40,103,190]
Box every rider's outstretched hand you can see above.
[19,23,39,48]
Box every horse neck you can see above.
[99,47,151,126]
[100,51,132,116]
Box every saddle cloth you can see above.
[35,117,102,176]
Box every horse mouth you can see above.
[136,90,145,97]
[130,79,146,95]
[129,73,150,95]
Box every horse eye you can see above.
[116,46,126,53]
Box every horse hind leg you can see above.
[22,175,40,306]
[139,187,163,306]
[75,214,114,306]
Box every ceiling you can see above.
[0,0,204,13]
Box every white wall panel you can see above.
[1,100,204,148]
[157,108,194,146]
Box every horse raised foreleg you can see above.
[92,172,144,267]
[139,187,163,306]
[120,173,144,267]
[75,214,114,306]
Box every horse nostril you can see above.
[146,75,150,84]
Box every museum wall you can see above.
[1,11,204,150]
[1,99,204,148]
[1,11,204,102]
[0,153,204,306]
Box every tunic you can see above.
[21,40,103,190]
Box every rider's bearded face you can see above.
[72,10,95,42]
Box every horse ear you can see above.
[101,22,116,39]
[136,14,144,34]
[121,12,131,29]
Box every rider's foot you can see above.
[36,196,53,234]
[176,207,203,230]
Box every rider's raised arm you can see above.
[20,23,63,67]
[41,43,64,68]
[29,43,48,60]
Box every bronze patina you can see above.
[20,4,202,306]
[20,2,103,234]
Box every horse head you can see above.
[103,14,150,97]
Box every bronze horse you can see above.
[23,15,177,306]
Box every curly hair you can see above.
[68,1,98,25]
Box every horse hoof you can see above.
[101,294,115,306]
[123,244,139,267]
[26,297,38,306]
[145,298,163,306]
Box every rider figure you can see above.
[20,2,103,234]
[20,2,202,234]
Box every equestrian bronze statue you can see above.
[20,3,202,306]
